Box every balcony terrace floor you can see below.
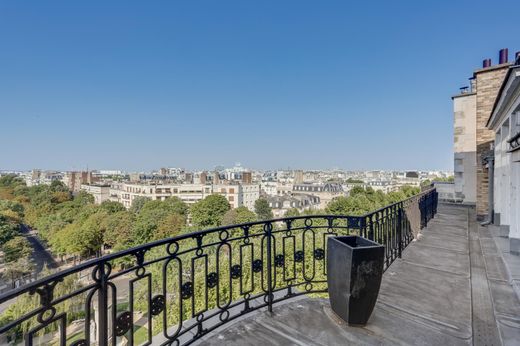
[194,204,520,345]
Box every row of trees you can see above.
[0,176,33,282]
[0,175,277,260]
[0,174,419,261]
[0,175,418,260]
[0,174,422,342]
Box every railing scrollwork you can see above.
[0,189,437,346]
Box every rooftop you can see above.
[196,204,520,345]
[1,193,519,345]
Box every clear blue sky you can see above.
[1,1,518,172]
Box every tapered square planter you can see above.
[327,236,384,326]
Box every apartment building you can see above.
[24,170,63,186]
[453,84,477,204]
[109,182,260,210]
[80,184,110,204]
[62,171,99,193]
[486,51,520,255]
[453,49,512,217]
[213,184,260,211]
[266,194,320,218]
[293,183,345,208]
[112,183,211,208]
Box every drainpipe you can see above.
[481,153,495,225]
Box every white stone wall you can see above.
[453,93,477,204]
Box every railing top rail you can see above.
[0,188,434,304]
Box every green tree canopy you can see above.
[190,194,230,228]
[0,218,20,246]
[284,208,300,217]
[254,198,273,221]
[102,211,135,250]
[222,206,257,226]
[99,200,126,214]
[2,236,32,263]
[130,196,150,214]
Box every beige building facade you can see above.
[110,182,260,210]
[453,50,511,218]
[452,89,477,204]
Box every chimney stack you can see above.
[483,59,492,68]
[499,48,508,64]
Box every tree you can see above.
[386,191,407,204]
[139,197,188,217]
[73,190,95,206]
[102,211,135,249]
[156,214,186,240]
[421,179,432,187]
[0,200,24,219]
[78,212,109,255]
[190,194,230,228]
[345,178,364,184]
[326,195,375,216]
[130,196,149,214]
[284,208,300,217]
[49,180,69,193]
[0,218,19,246]
[129,198,189,245]
[222,206,257,226]
[400,185,420,197]
[2,236,32,263]
[0,174,24,187]
[99,200,126,214]
[2,257,33,285]
[163,197,189,217]
[254,198,273,221]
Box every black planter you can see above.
[327,236,384,326]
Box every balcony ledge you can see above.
[193,204,520,345]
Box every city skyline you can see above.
[1,1,519,172]
[0,164,452,174]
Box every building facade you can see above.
[292,183,345,209]
[80,184,110,204]
[453,49,511,218]
[109,182,260,210]
[452,87,477,204]
[62,171,99,193]
[486,52,520,255]
[266,194,320,218]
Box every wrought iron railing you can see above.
[0,189,437,346]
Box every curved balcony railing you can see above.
[0,189,437,346]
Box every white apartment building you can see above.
[261,182,278,196]
[112,183,211,209]
[260,181,293,196]
[109,182,260,210]
[293,183,345,209]
[486,55,520,255]
[452,86,477,204]
[80,184,110,204]
[213,184,260,211]
[267,194,320,218]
